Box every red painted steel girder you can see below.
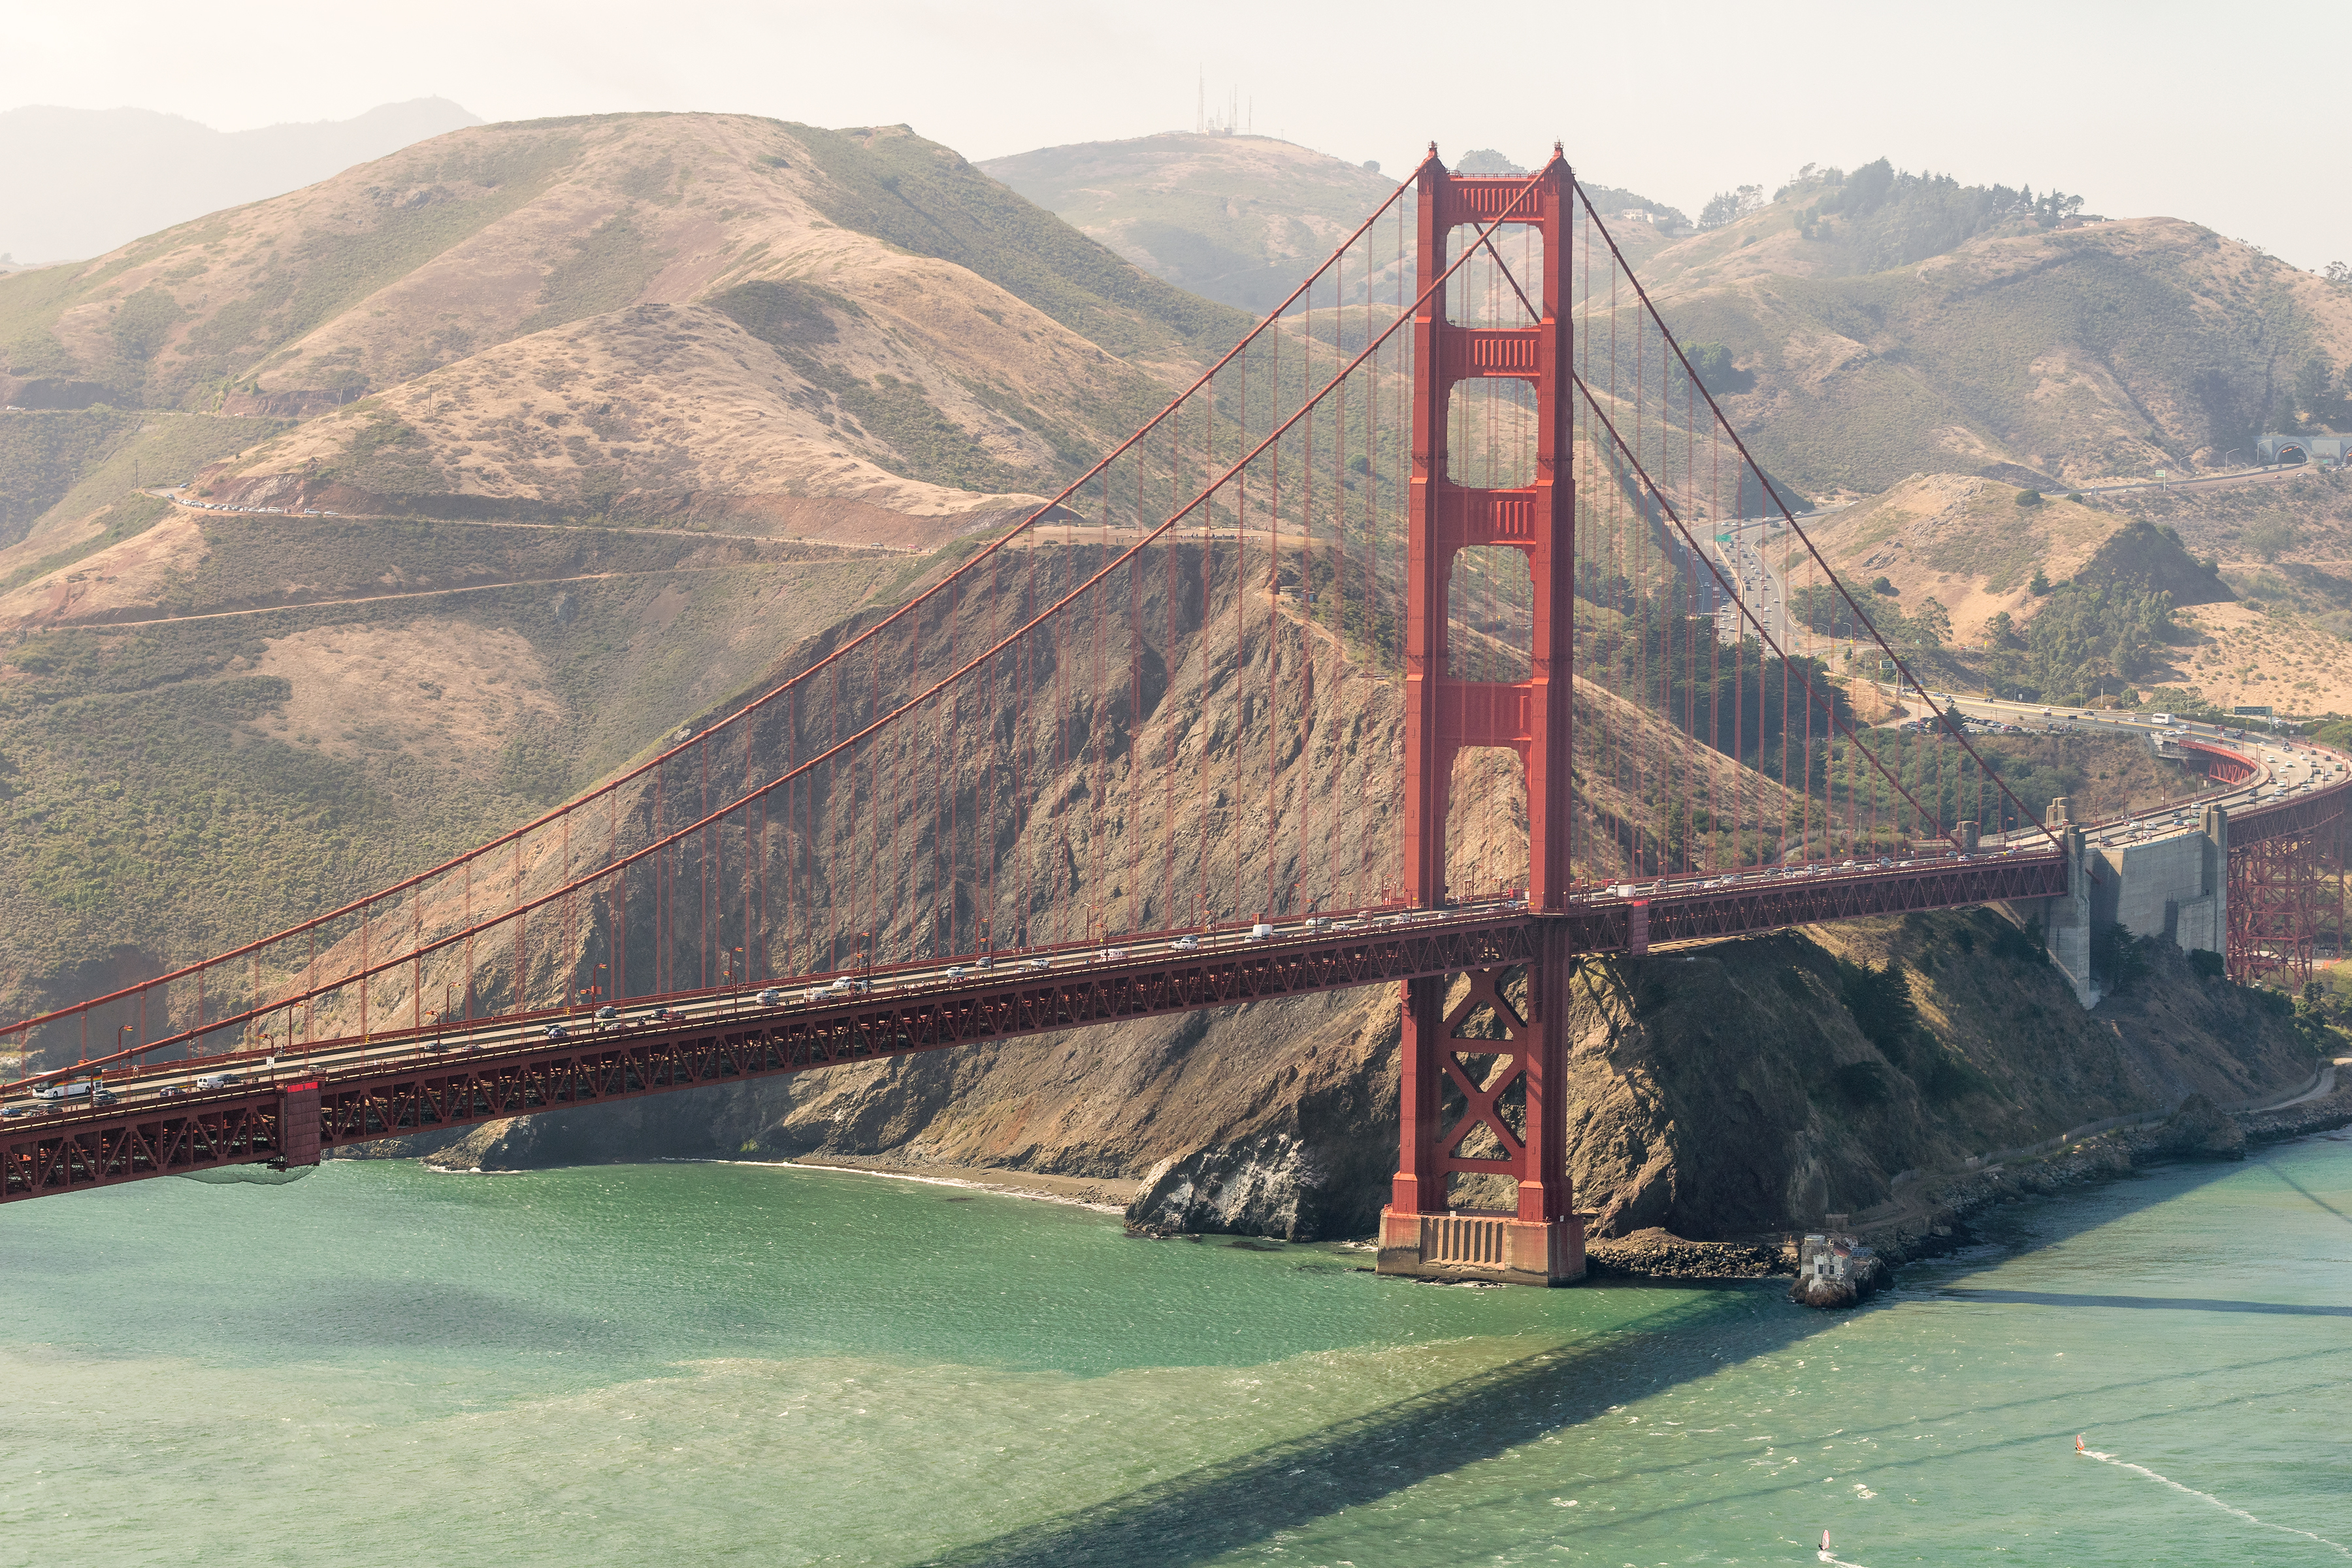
[3,849,2070,1203]
[2230,778,2351,845]
[1603,854,2072,948]
[0,1095,292,1202]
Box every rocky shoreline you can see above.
[1576,1072,2352,1291]
[1838,1075,2352,1277]
[774,1075,2352,1293]
[1582,1228,1784,1280]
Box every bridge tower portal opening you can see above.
[1380,152,1586,1286]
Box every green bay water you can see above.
[1,1137,2347,1567]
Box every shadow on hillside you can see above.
[923,1283,1821,1568]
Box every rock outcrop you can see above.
[2152,1092,2248,1160]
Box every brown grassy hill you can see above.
[2110,468,2352,714]
[1612,185,2352,497]
[1799,475,2141,644]
[981,149,2351,500]
[979,133,1403,314]
[190,302,1054,541]
[1796,467,2352,717]
[982,133,1680,316]
[0,113,1245,532]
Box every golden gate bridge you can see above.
[3,150,2342,1283]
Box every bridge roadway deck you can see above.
[1,849,2072,1202]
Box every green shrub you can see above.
[1834,1060,1893,1106]
[1920,1051,1995,1102]
[2091,921,2153,988]
[1838,958,1917,1054]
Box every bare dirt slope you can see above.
[1799,475,2119,644]
[2127,468,2352,713]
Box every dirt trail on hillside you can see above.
[33,566,740,630]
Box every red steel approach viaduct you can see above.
[3,150,2342,1284]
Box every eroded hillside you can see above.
[0,114,1244,528]
[0,112,1262,1031]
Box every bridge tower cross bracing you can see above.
[1380,150,1585,1286]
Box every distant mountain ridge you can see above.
[0,98,483,263]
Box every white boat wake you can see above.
[2078,1443,2349,1556]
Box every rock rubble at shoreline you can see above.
[1848,1078,2352,1275]
[1583,1228,1785,1280]
[1580,1077,2351,1294]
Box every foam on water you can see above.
[2078,1443,2351,1556]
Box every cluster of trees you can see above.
[1697,185,1766,231]
[2276,355,2350,431]
[1788,580,1952,649]
[2001,578,2175,703]
[1667,341,1757,399]
[1791,555,2179,705]
[1785,158,2093,269]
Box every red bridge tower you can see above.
[1377,149,1586,1285]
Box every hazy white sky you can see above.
[10,0,2345,269]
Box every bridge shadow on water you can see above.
[1938,1287,2352,1317]
[1916,1132,2352,1274]
[929,1137,2352,1566]
[921,1282,1823,1568]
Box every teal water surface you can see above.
[1,1135,2346,1566]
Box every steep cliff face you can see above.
[1544,915,2311,1238]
